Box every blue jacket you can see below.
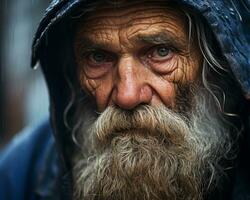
[0,119,59,200]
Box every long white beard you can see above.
[71,88,234,200]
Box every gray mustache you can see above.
[90,105,190,142]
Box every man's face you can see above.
[74,1,202,112]
[72,1,232,200]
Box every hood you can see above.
[31,0,250,199]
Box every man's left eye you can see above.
[148,46,174,61]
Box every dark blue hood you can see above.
[31,1,250,200]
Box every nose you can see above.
[112,56,153,110]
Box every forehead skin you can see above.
[76,2,189,52]
[74,1,202,111]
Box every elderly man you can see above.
[1,0,250,200]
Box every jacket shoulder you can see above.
[0,118,55,200]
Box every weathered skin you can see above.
[74,1,202,112]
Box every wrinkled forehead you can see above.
[74,0,189,46]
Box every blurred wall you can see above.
[0,0,51,146]
[0,0,4,144]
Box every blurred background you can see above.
[0,0,51,147]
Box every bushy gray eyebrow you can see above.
[134,32,186,50]
[76,37,109,52]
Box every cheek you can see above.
[150,78,176,107]
[149,55,201,107]
[165,56,201,84]
[79,70,98,96]
[79,70,113,110]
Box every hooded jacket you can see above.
[0,0,250,200]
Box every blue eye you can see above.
[84,50,116,69]
[147,45,174,61]
[91,51,107,63]
[156,47,170,57]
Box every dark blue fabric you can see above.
[0,119,59,200]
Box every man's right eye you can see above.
[85,50,115,67]
[89,51,107,63]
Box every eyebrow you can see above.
[76,31,187,52]
[76,37,109,51]
[134,32,186,49]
